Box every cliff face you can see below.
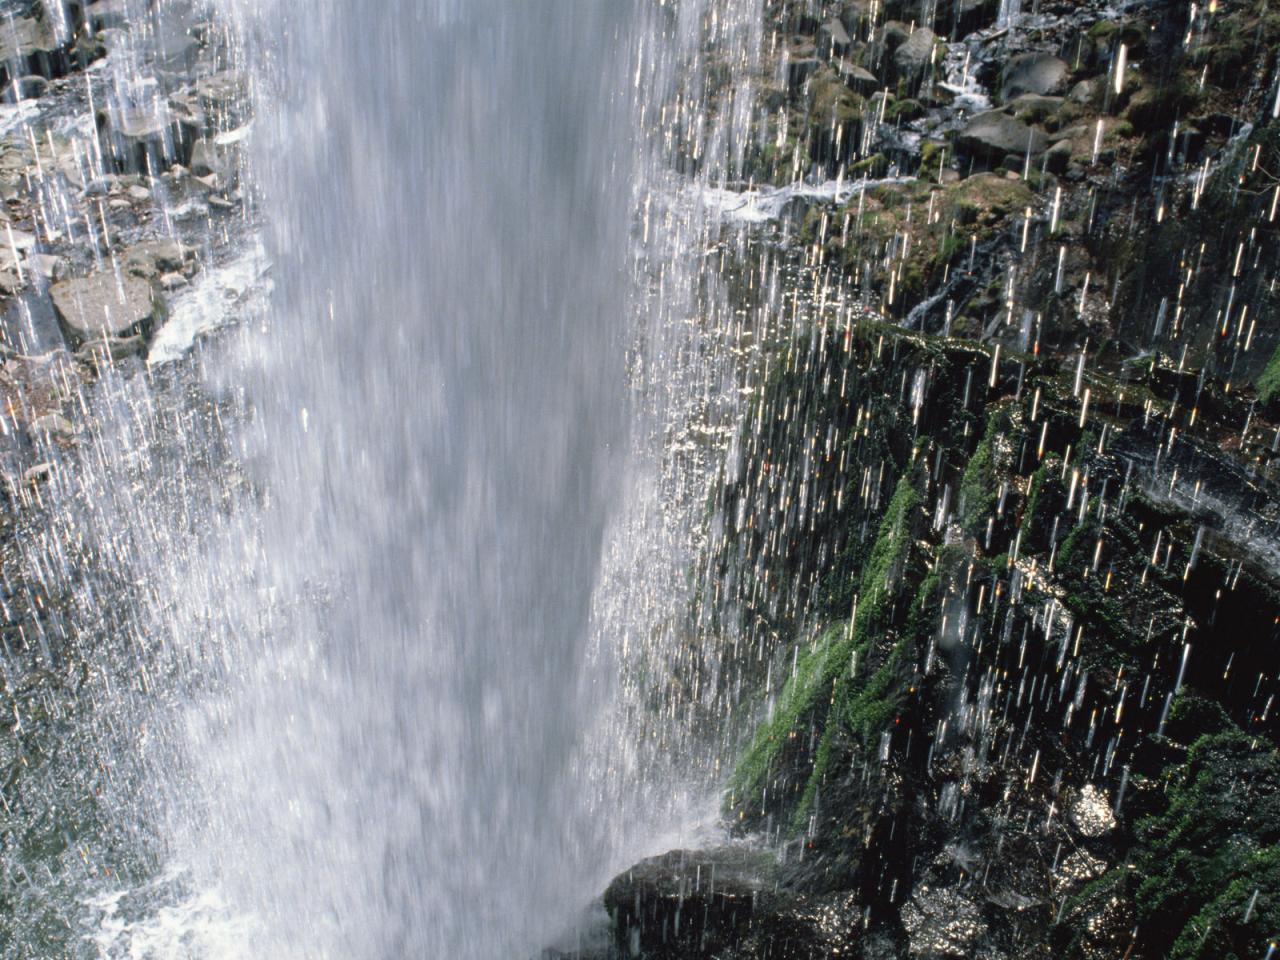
[599,0,1280,956]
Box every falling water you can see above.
[2,0,763,955]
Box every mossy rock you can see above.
[1123,72,1203,133]
[948,173,1034,225]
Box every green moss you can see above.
[1088,19,1120,40]
[850,152,888,177]
[1256,341,1280,406]
[788,474,921,829]
[1134,729,1280,958]
[960,407,1001,537]
[724,620,852,811]
[1170,846,1280,960]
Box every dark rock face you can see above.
[602,848,864,959]
[602,2,1280,941]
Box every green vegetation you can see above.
[1132,722,1280,959]
[1257,341,1280,407]
[727,472,921,828]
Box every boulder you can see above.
[602,847,862,959]
[1,74,48,103]
[819,17,853,55]
[836,60,880,92]
[0,17,67,83]
[123,240,195,279]
[956,111,1048,161]
[50,271,159,343]
[1000,53,1069,101]
[893,26,936,80]
[97,106,187,173]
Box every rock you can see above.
[901,884,987,957]
[97,106,187,174]
[602,847,861,960]
[836,60,880,92]
[1044,138,1073,173]
[938,0,998,35]
[1007,93,1063,122]
[123,240,193,279]
[50,271,159,343]
[188,138,227,178]
[956,111,1048,161]
[22,462,53,486]
[29,413,73,440]
[819,17,853,54]
[785,56,821,91]
[1000,53,1069,101]
[1,75,48,103]
[1069,77,1099,104]
[86,0,132,32]
[75,334,145,369]
[157,272,187,291]
[28,254,64,282]
[128,184,152,202]
[0,17,71,83]
[880,20,911,51]
[893,26,936,80]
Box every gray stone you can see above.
[1069,78,1099,104]
[893,27,936,79]
[956,111,1048,160]
[1001,53,1069,101]
[75,334,145,368]
[2,75,48,102]
[1045,139,1073,174]
[819,17,853,53]
[837,61,880,92]
[86,0,132,32]
[123,240,193,278]
[880,20,911,50]
[50,271,158,342]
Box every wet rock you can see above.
[785,56,821,91]
[188,138,227,179]
[818,17,852,55]
[86,0,132,32]
[901,884,987,957]
[879,20,911,52]
[28,253,64,282]
[892,26,936,81]
[1044,138,1073,173]
[123,240,194,279]
[1,74,48,102]
[97,106,188,174]
[0,16,78,84]
[602,846,861,960]
[603,847,776,958]
[22,461,53,486]
[50,271,159,343]
[74,333,145,369]
[1000,52,1069,102]
[836,60,880,92]
[956,111,1048,162]
[1007,93,1063,123]
[1069,77,1099,105]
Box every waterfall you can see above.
[0,0,763,956]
